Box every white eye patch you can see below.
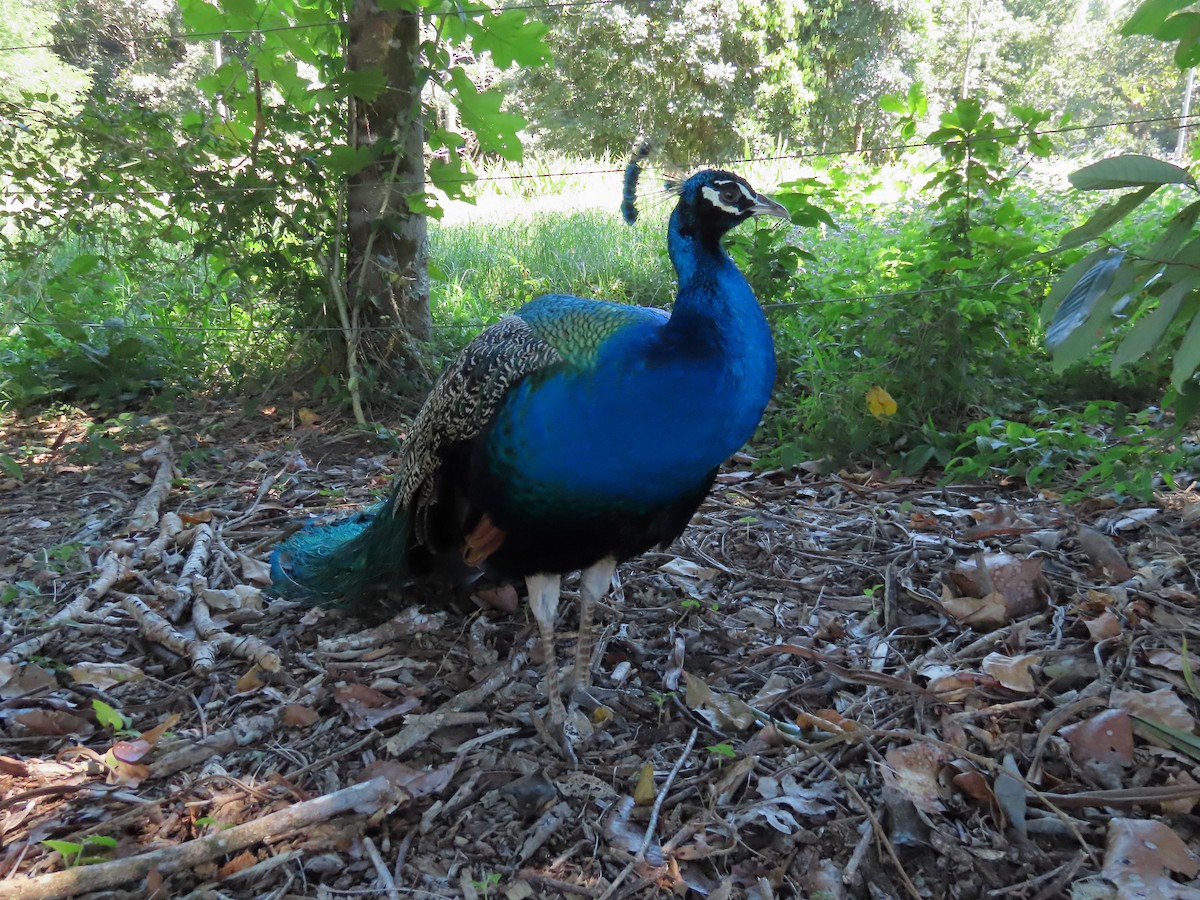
[701,181,756,214]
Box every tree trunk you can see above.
[346,1,432,352]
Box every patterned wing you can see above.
[393,315,561,514]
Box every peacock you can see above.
[272,154,787,749]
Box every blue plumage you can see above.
[272,166,788,752]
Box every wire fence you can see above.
[1,112,1195,200]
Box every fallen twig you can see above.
[597,728,697,900]
[6,775,408,900]
[384,646,528,757]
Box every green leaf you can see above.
[326,145,375,175]
[1041,247,1111,322]
[0,453,21,480]
[879,95,907,114]
[1046,250,1127,350]
[1130,714,1200,760]
[179,0,226,33]
[468,9,551,69]
[1122,0,1194,35]
[41,840,83,863]
[219,0,259,21]
[1069,155,1195,191]
[1047,185,1160,255]
[65,254,105,277]
[447,70,526,160]
[92,698,127,731]
[1147,200,1200,261]
[1112,275,1199,368]
[1171,304,1200,388]
[333,68,387,101]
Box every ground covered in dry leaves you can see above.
[3,402,1200,900]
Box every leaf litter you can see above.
[1,404,1200,898]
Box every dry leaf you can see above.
[13,709,93,737]
[1085,610,1122,641]
[682,671,757,730]
[238,552,274,585]
[0,661,56,700]
[948,552,1047,618]
[1061,710,1134,767]
[939,592,1010,629]
[981,652,1040,692]
[634,761,657,806]
[111,739,152,764]
[236,666,267,694]
[1146,650,1199,673]
[298,407,321,426]
[1103,817,1200,900]
[282,704,321,727]
[881,744,946,813]
[68,662,145,691]
[201,584,263,611]
[1111,688,1196,733]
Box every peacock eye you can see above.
[719,184,744,206]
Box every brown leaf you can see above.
[881,744,946,813]
[180,510,214,525]
[282,704,321,727]
[68,662,145,691]
[0,661,56,700]
[14,709,94,737]
[112,739,152,764]
[236,666,267,694]
[633,761,657,806]
[981,652,1040,692]
[1111,688,1196,733]
[1085,610,1122,641]
[1103,817,1200,900]
[948,552,1047,619]
[682,671,757,730]
[1077,526,1137,581]
[1060,709,1134,767]
[140,713,180,746]
[939,592,1010,630]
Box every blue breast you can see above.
[483,252,775,524]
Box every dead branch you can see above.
[126,438,178,535]
[115,592,194,658]
[384,646,529,757]
[150,713,277,780]
[5,775,408,900]
[142,512,184,566]
[318,606,448,654]
[191,597,281,673]
[1,552,131,664]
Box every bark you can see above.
[346,1,432,346]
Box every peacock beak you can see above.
[750,194,789,220]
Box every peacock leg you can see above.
[567,556,617,693]
[526,572,567,728]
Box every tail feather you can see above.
[270,502,413,606]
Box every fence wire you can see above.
[1,113,1195,200]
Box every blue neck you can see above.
[664,207,764,351]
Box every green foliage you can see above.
[92,698,128,731]
[40,836,118,868]
[506,0,809,160]
[942,402,1190,501]
[1042,155,1200,419]
[767,93,1060,466]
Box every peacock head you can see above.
[668,169,789,243]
